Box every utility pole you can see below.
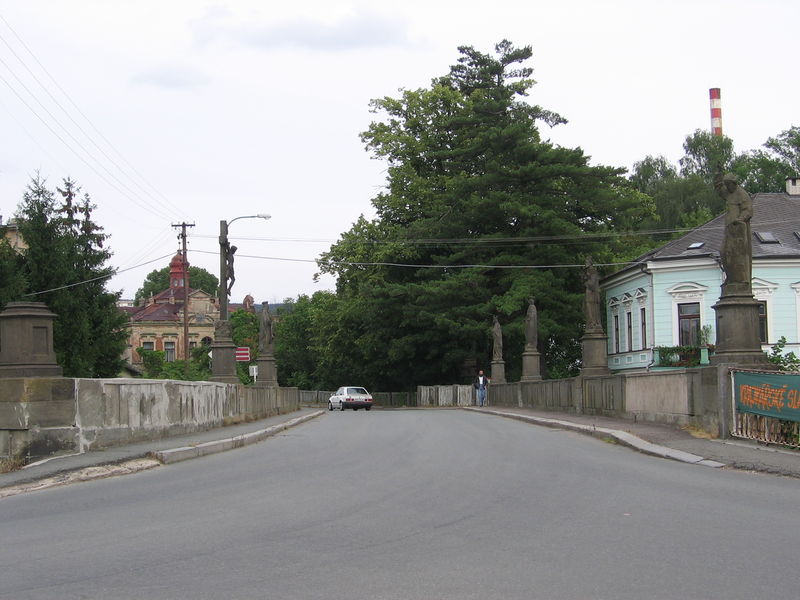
[172,222,195,378]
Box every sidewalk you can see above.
[0,408,325,498]
[466,406,800,478]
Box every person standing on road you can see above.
[474,370,490,407]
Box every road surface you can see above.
[1,410,797,599]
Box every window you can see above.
[626,311,633,352]
[613,315,620,353]
[164,341,176,362]
[142,341,154,351]
[640,307,647,349]
[687,242,705,249]
[754,231,779,243]
[758,302,768,343]
[678,302,700,346]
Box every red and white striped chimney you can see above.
[709,88,722,136]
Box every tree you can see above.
[230,308,258,384]
[16,175,128,377]
[764,125,800,175]
[274,295,318,389]
[135,265,218,305]
[679,130,736,181]
[318,41,653,388]
[731,149,795,194]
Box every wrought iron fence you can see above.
[734,412,800,448]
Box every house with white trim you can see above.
[602,177,800,371]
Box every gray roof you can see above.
[633,192,800,264]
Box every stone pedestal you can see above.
[710,293,770,366]
[0,302,63,378]
[491,360,506,384]
[255,354,278,387]
[210,325,239,384]
[581,329,610,377]
[520,349,542,381]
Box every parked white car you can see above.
[328,386,374,411]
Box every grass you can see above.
[0,456,26,474]
[682,423,717,439]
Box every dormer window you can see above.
[754,231,779,244]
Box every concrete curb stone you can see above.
[151,411,325,464]
[464,407,726,468]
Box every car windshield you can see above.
[347,387,368,395]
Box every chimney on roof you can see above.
[709,88,722,136]
[787,177,800,196]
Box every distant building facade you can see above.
[121,252,219,366]
[1,216,26,251]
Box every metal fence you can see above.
[734,412,800,448]
[730,369,800,448]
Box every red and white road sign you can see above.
[235,347,251,362]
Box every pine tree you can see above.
[16,175,128,377]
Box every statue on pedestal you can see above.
[491,316,503,361]
[524,297,538,351]
[259,302,274,353]
[583,256,602,330]
[714,169,753,294]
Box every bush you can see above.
[655,345,700,367]
[766,336,800,371]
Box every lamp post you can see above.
[210,213,271,383]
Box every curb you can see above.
[464,407,725,468]
[150,410,325,464]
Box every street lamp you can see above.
[211,213,271,383]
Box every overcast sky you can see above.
[1,1,797,304]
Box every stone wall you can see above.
[417,366,727,436]
[0,377,299,460]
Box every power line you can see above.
[188,248,636,270]
[0,14,185,218]
[22,252,176,297]
[187,226,702,246]
[0,15,182,222]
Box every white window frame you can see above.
[666,282,708,346]
[752,277,777,345]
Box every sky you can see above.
[1,0,798,305]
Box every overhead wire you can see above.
[0,15,183,222]
[188,249,639,270]
[22,252,177,297]
[0,13,185,218]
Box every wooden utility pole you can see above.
[172,222,195,378]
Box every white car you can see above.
[328,386,374,411]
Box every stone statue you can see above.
[714,169,753,293]
[242,294,255,313]
[583,256,602,330]
[226,244,237,296]
[259,301,273,352]
[524,297,538,350]
[491,316,503,361]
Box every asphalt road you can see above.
[1,410,798,600]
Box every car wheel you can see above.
[365,406,371,411]
[328,402,333,411]
[340,404,345,411]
